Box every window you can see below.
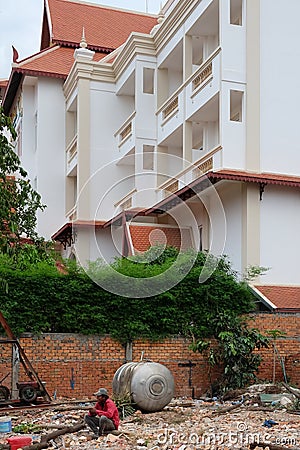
[230,90,243,122]
[143,145,154,170]
[230,0,243,26]
[143,68,154,94]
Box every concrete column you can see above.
[183,34,193,81]
[183,121,192,166]
[242,183,260,275]
[246,0,260,171]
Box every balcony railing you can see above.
[156,146,222,201]
[192,62,213,92]
[192,157,213,179]
[162,97,179,121]
[120,123,132,142]
[163,179,179,198]
[116,111,136,148]
[67,205,77,221]
[115,188,137,211]
[157,47,221,144]
[66,135,77,161]
[120,197,132,210]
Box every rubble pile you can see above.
[0,384,299,449]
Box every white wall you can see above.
[35,77,66,239]
[260,0,300,175]
[90,84,135,221]
[260,185,300,284]
[221,82,246,169]
[220,0,246,83]
[218,183,243,274]
[21,84,37,182]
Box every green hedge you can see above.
[0,249,256,343]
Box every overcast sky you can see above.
[0,0,162,80]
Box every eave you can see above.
[2,71,23,116]
[52,39,114,54]
[144,170,300,215]
[52,220,105,249]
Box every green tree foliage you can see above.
[0,107,45,254]
[0,248,256,345]
[190,311,269,392]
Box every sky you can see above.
[0,0,162,80]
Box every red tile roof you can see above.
[253,285,300,312]
[210,169,300,187]
[128,224,193,254]
[0,79,8,89]
[46,0,157,51]
[14,46,106,78]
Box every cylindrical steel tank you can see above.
[112,361,175,412]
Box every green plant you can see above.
[243,265,269,282]
[0,107,45,254]
[0,248,257,342]
[113,393,136,419]
[191,311,269,392]
[13,423,41,434]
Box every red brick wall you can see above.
[249,314,300,386]
[0,313,299,400]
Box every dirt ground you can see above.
[0,384,299,449]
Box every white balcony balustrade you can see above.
[157,48,221,145]
[115,111,136,159]
[156,146,222,203]
[66,134,78,175]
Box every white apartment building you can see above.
[3,0,300,308]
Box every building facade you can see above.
[3,0,300,301]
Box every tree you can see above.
[0,107,45,254]
[190,311,269,393]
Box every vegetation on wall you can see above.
[190,311,269,392]
[0,247,256,344]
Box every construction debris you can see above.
[0,383,299,449]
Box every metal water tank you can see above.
[112,361,175,412]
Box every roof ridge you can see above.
[255,284,300,287]
[15,45,60,68]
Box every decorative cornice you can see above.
[153,0,198,52]
[112,33,156,79]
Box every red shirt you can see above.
[93,398,120,429]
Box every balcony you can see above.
[157,48,221,145]
[186,47,221,119]
[115,111,136,159]
[156,145,222,203]
[157,91,184,144]
[114,188,137,214]
[66,135,77,176]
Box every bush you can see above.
[0,247,256,343]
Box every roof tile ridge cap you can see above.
[14,45,60,67]
[59,0,158,17]
[256,284,300,287]
[52,39,114,51]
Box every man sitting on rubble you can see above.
[84,387,120,439]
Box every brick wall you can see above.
[0,313,299,400]
[249,313,300,386]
